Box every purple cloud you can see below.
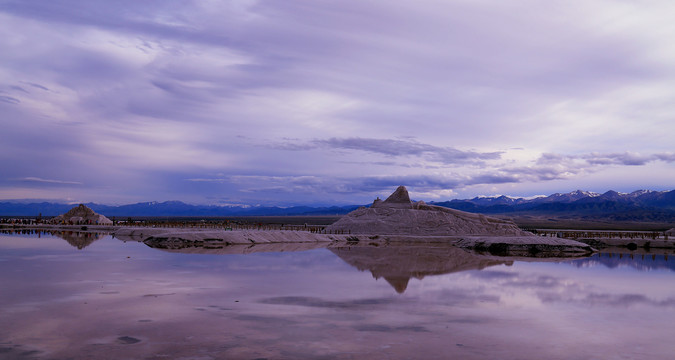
[0,0,674,204]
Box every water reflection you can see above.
[570,251,674,272]
[141,239,596,294]
[139,239,517,293]
[329,244,512,293]
[53,231,106,249]
[2,232,675,359]
[0,229,108,249]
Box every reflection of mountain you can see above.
[329,245,513,293]
[52,231,106,249]
[569,253,675,272]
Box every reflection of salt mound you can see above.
[330,244,511,293]
[53,231,106,249]
[49,204,113,225]
[326,186,531,236]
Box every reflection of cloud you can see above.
[467,264,675,309]
[259,296,398,309]
[234,314,298,327]
[353,324,429,333]
[432,288,500,306]
[467,270,518,280]
[538,292,675,308]
[502,275,565,289]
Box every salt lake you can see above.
[1,230,674,359]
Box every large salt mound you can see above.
[49,204,113,225]
[325,186,532,236]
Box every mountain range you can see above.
[0,200,361,217]
[431,189,675,222]
[1,189,674,222]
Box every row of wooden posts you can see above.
[528,229,669,240]
[109,221,355,234]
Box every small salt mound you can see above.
[325,186,531,236]
[49,204,113,225]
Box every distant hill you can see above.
[0,201,361,217]
[1,189,674,222]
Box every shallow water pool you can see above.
[1,231,674,359]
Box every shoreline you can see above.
[4,224,674,255]
[2,224,595,256]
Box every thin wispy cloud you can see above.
[0,95,20,104]
[17,177,83,185]
[271,137,501,165]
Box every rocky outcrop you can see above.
[325,186,532,236]
[49,204,113,225]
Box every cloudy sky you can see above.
[1,0,674,206]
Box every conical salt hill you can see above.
[49,204,113,225]
[380,185,413,208]
[326,186,531,236]
[62,204,98,218]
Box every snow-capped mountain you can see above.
[431,189,675,221]
[1,189,673,221]
[534,190,601,203]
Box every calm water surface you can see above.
[1,231,674,359]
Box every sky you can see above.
[1,0,674,206]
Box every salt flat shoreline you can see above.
[5,187,671,257]
[3,224,594,255]
[6,224,675,256]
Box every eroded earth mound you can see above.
[325,186,532,236]
[49,204,113,225]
